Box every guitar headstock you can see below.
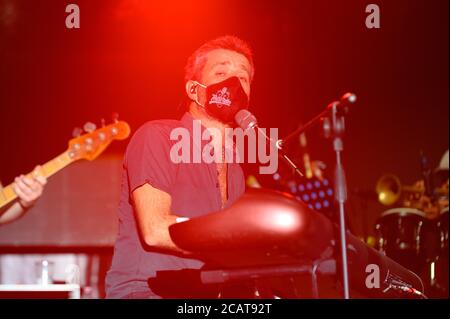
[67,119,131,161]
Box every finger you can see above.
[32,166,44,178]
[27,177,44,198]
[13,183,33,204]
[21,175,44,194]
[32,166,47,186]
[20,175,35,188]
[35,175,47,186]
[30,182,43,196]
[14,177,34,198]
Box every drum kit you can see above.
[374,173,449,298]
[246,143,449,298]
[242,149,448,298]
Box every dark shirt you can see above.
[105,112,245,298]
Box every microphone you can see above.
[327,92,357,111]
[235,109,258,131]
[235,109,301,151]
[235,109,273,144]
[341,92,357,104]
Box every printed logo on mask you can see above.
[195,76,248,124]
[209,87,231,107]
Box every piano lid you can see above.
[169,188,334,263]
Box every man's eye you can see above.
[239,77,248,83]
[216,72,226,76]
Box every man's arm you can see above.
[0,202,27,225]
[132,183,189,255]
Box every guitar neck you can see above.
[0,151,73,209]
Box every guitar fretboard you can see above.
[0,151,72,209]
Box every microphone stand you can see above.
[276,95,355,299]
[323,102,350,299]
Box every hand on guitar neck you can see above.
[0,118,131,225]
[0,166,47,225]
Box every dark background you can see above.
[0,0,448,239]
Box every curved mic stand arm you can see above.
[277,106,332,149]
[278,92,356,149]
[274,100,342,178]
[275,101,339,178]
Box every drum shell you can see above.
[420,208,449,298]
[375,208,427,273]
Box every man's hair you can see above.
[184,35,255,83]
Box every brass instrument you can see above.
[376,174,423,206]
[376,174,448,206]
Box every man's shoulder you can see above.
[131,118,185,142]
[138,118,184,134]
[124,118,185,163]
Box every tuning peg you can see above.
[83,122,97,133]
[72,127,83,137]
[112,112,119,123]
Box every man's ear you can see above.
[185,80,198,101]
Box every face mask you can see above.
[193,76,249,124]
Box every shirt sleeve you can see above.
[125,123,177,195]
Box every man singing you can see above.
[106,35,254,298]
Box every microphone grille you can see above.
[342,92,357,103]
[235,109,257,130]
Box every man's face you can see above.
[200,49,252,97]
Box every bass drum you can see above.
[421,206,448,298]
[437,206,448,251]
[375,208,427,274]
